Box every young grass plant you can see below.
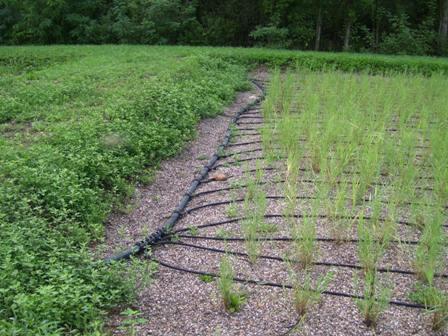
[289,267,334,317]
[356,139,381,204]
[357,213,387,273]
[430,129,448,206]
[217,255,246,313]
[414,209,445,285]
[410,284,448,331]
[326,182,353,244]
[241,161,269,263]
[356,269,391,328]
[284,150,301,228]
[226,201,239,219]
[292,209,318,269]
[369,188,395,248]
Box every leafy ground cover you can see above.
[0,45,248,335]
[1,45,447,335]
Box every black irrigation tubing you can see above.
[177,212,448,230]
[162,240,448,279]
[228,135,432,151]
[235,127,263,133]
[234,122,429,134]
[174,218,240,232]
[234,128,434,146]
[211,154,266,170]
[154,259,427,309]
[227,140,263,147]
[176,234,423,247]
[236,113,262,120]
[175,217,448,236]
[104,80,265,262]
[211,155,435,182]
[221,146,429,162]
[259,213,448,228]
[198,169,437,193]
[237,120,265,125]
[238,115,264,119]
[240,166,438,184]
[237,115,263,120]
[234,131,262,136]
[201,172,435,190]
[201,166,275,182]
[219,147,264,158]
[191,185,448,211]
[237,118,438,131]
[216,152,434,172]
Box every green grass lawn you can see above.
[0,45,447,335]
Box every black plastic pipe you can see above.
[154,259,428,309]
[176,234,421,246]
[180,204,445,228]
[162,240,448,279]
[212,153,433,175]
[105,81,265,262]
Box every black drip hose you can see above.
[212,153,434,177]
[180,204,448,228]
[154,259,428,309]
[192,184,446,211]
[234,124,427,135]
[228,139,431,151]
[161,240,448,279]
[227,140,263,147]
[105,80,265,262]
[175,234,421,246]
[221,147,429,167]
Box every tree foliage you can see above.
[1,1,447,58]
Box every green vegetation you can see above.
[1,1,448,57]
[0,46,248,335]
[410,284,448,331]
[289,269,334,317]
[414,209,445,284]
[292,215,317,269]
[217,256,246,313]
[263,65,447,330]
[1,44,448,334]
[118,308,148,336]
[356,270,391,328]
[199,274,215,284]
[240,160,269,264]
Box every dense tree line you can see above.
[1,0,447,56]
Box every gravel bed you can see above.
[106,69,447,335]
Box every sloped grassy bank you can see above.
[0,46,248,334]
[0,45,447,335]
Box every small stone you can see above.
[211,172,227,181]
